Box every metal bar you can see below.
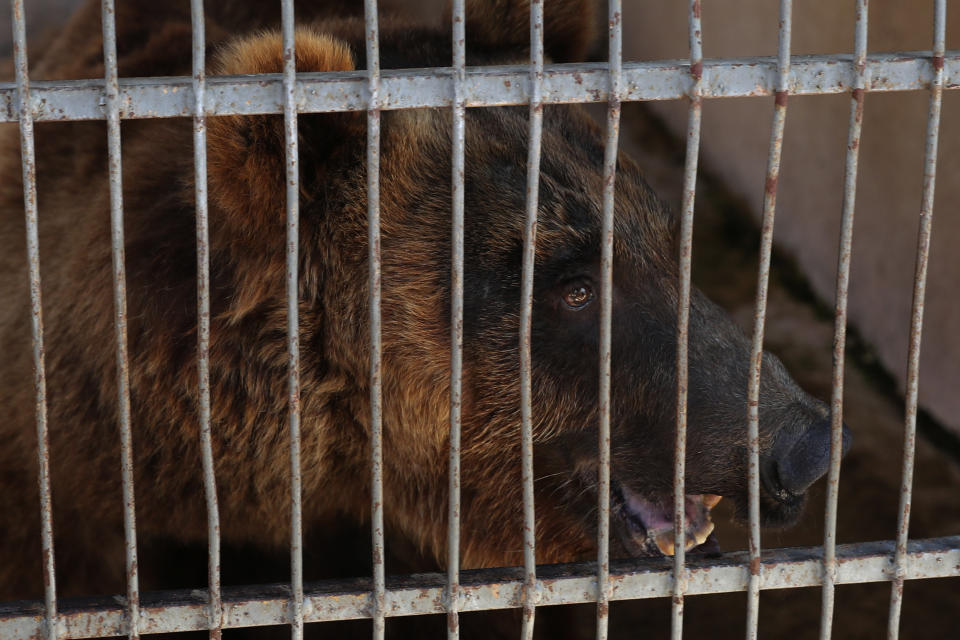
[518,1,545,639]
[100,2,140,638]
[279,2,304,639]
[189,0,223,638]
[1,52,958,121]
[446,0,466,637]
[363,1,386,639]
[670,0,703,637]
[745,3,792,638]
[9,1,58,639]
[888,2,947,637]
[2,538,958,639]
[819,1,867,638]
[596,1,622,638]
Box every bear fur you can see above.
[0,0,840,602]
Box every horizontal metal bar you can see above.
[3,51,957,121]
[2,537,957,639]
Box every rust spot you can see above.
[692,1,701,19]
[448,613,459,633]
[690,61,703,81]
[774,90,788,107]
[852,87,865,102]
[765,175,778,196]
[750,556,762,576]
[597,601,609,618]
[850,138,859,151]
[504,79,511,88]
[932,55,944,71]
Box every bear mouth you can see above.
[611,481,722,557]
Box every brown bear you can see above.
[0,0,848,604]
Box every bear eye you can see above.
[562,281,595,310]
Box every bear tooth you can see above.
[653,530,676,556]
[703,494,723,509]
[693,521,716,546]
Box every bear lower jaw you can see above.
[612,483,722,557]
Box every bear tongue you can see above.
[622,488,721,556]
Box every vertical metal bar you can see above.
[596,1,622,638]
[100,2,141,638]
[9,2,58,639]
[519,1,545,639]
[887,2,946,637]
[745,2,792,638]
[279,1,304,639]
[819,2,867,638]
[189,1,223,638]
[363,1,386,639]
[446,0,466,638]
[670,1,703,637]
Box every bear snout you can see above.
[763,417,853,499]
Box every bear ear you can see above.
[206,29,360,240]
[448,0,597,63]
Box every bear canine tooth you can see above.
[702,494,723,509]
[693,521,715,546]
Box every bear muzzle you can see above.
[762,417,853,500]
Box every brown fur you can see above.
[0,0,835,602]
[446,0,596,62]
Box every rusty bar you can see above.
[2,538,958,639]
[596,1,622,639]
[819,1,867,638]
[189,0,223,638]
[9,1,58,639]
[279,1,304,639]
[100,2,141,638]
[887,1,946,637]
[745,2,792,638]
[446,0,466,637]
[518,1,544,640]
[670,1,703,638]
[0,53,957,121]
[363,1,386,639]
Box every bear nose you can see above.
[768,418,853,496]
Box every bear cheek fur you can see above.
[208,5,618,573]
[345,106,601,569]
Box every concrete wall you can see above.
[621,0,960,435]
